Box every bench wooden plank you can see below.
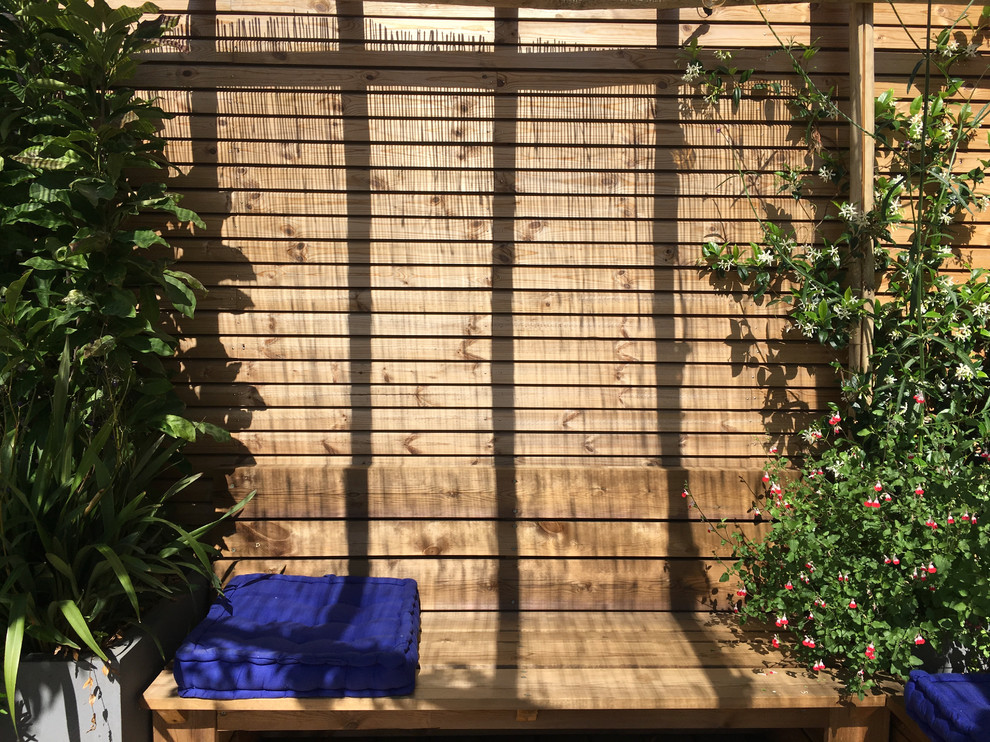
[145,611,889,713]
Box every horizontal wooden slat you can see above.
[194,452,782,468]
[190,287,791,316]
[171,264,777,291]
[165,237,990,270]
[191,430,784,457]
[171,312,795,341]
[179,382,838,409]
[213,557,736,610]
[195,407,815,434]
[172,358,838,384]
[219,465,769,519]
[164,191,822,223]
[223,519,767,558]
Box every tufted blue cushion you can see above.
[173,574,420,698]
[904,670,990,742]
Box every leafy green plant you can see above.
[0,0,248,727]
[683,3,990,695]
[0,344,248,719]
[0,0,217,442]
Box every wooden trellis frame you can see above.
[328,0,926,373]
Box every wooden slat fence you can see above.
[126,1,988,614]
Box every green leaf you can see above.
[161,414,197,442]
[56,600,108,662]
[4,596,27,722]
[95,545,140,618]
[3,270,32,318]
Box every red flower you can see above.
[874,481,883,492]
[927,562,937,574]
[915,486,925,496]
[772,634,780,648]
[915,634,926,646]
[848,600,857,609]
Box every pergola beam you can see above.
[357,0,930,9]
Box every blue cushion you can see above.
[173,574,420,698]
[904,670,990,742]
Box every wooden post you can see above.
[152,710,217,742]
[848,3,876,375]
[826,706,890,742]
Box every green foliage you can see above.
[683,4,990,696]
[1,345,247,716]
[0,0,247,724]
[0,0,222,440]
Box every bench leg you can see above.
[152,709,218,742]
[826,707,890,742]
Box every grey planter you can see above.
[0,586,208,742]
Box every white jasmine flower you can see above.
[805,245,821,262]
[827,245,841,266]
[974,302,990,318]
[819,166,835,180]
[838,202,860,222]
[909,112,924,139]
[884,375,896,385]
[834,302,852,320]
[978,196,990,212]
[964,43,979,58]
[683,62,703,83]
[941,210,953,225]
[717,259,735,272]
[797,320,816,338]
[714,49,732,61]
[888,197,901,215]
[955,363,975,381]
[756,249,774,265]
[955,324,972,340]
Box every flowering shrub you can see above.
[683,5,990,695]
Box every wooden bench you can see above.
[144,611,894,741]
[145,467,896,741]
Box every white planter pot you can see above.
[0,586,208,742]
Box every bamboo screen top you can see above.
[130,3,987,545]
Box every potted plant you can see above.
[0,346,225,742]
[0,0,247,738]
[683,4,990,695]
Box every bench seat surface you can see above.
[146,610,889,713]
